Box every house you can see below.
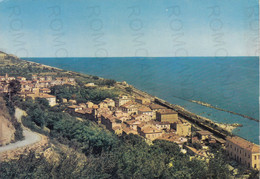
[135,97,151,105]
[31,87,40,94]
[115,95,131,107]
[39,88,51,94]
[152,121,171,131]
[117,115,130,122]
[98,102,108,109]
[226,136,260,169]
[122,125,139,135]
[26,93,56,106]
[158,133,187,145]
[7,76,15,81]
[124,120,142,131]
[0,76,6,81]
[32,75,37,80]
[62,77,69,83]
[103,98,115,108]
[149,103,166,111]
[39,93,56,106]
[17,76,26,81]
[85,83,96,87]
[156,109,178,123]
[112,126,123,135]
[62,98,68,103]
[92,104,99,109]
[68,99,77,104]
[131,114,152,122]
[45,76,52,81]
[139,126,163,140]
[86,101,94,108]
[184,145,207,158]
[68,78,75,82]
[214,137,226,146]
[138,106,153,117]
[197,130,213,140]
[38,76,45,81]
[101,114,122,132]
[78,103,87,108]
[173,121,192,137]
[120,101,140,115]
[94,108,112,123]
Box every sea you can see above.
[24,57,259,144]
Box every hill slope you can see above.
[0,97,15,146]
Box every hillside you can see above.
[0,97,16,146]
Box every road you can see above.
[0,129,41,153]
[0,108,41,153]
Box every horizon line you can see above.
[21,56,260,58]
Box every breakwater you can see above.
[171,95,259,122]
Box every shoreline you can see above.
[10,56,252,143]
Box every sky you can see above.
[0,0,259,57]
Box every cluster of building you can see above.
[0,74,76,106]
[67,95,192,144]
[66,95,260,170]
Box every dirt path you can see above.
[0,129,41,153]
[0,108,42,153]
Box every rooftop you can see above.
[125,120,142,125]
[149,103,167,110]
[142,126,162,134]
[197,130,213,136]
[157,109,177,114]
[138,106,152,112]
[226,136,260,153]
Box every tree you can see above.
[207,151,231,179]
[125,87,133,93]
[35,97,50,108]
[8,80,21,101]
[92,76,99,80]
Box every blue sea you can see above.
[24,57,259,144]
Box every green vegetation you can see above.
[0,132,232,179]
[0,56,57,79]
[14,97,118,155]
[125,86,133,93]
[50,84,119,103]
[7,80,21,102]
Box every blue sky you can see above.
[0,0,259,57]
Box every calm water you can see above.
[24,57,259,144]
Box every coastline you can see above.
[9,56,246,142]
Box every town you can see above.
[0,73,259,171]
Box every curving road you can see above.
[0,129,41,153]
[0,108,41,153]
